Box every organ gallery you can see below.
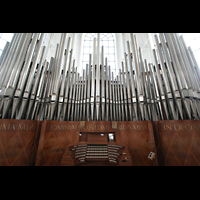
[0,33,200,166]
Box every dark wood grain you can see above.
[2,119,200,166]
[152,120,200,166]
[87,133,107,144]
[0,119,41,166]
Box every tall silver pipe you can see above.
[130,34,145,120]
[115,77,119,121]
[144,60,157,121]
[117,75,121,121]
[124,53,132,121]
[121,62,128,121]
[71,67,78,121]
[96,33,100,121]
[105,59,109,121]
[86,55,91,121]
[79,70,85,121]
[127,39,138,121]
[109,65,113,121]
[31,60,48,120]
[67,64,75,121]
[35,61,49,120]
[45,45,59,120]
[119,69,124,121]
[82,65,87,121]
[57,37,71,120]
[112,72,116,121]
[150,63,164,120]
[152,49,169,120]
[101,46,105,121]
[43,57,54,119]
[74,71,79,121]
[90,38,96,120]
[140,56,150,120]
[138,47,149,120]
[76,74,81,121]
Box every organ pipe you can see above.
[0,33,200,121]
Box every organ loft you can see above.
[0,33,200,166]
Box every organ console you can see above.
[61,132,132,166]
[60,131,132,166]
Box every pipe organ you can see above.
[0,33,200,122]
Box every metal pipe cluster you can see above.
[0,33,200,121]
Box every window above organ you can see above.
[82,33,116,76]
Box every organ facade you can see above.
[0,33,200,166]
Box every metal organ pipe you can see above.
[0,33,199,121]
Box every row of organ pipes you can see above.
[0,33,200,121]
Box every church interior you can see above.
[0,33,200,166]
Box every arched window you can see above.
[82,33,116,75]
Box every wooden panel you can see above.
[87,133,107,144]
[35,120,156,166]
[2,119,200,166]
[35,121,80,166]
[115,121,156,166]
[0,119,41,166]
[79,133,87,142]
[152,120,200,166]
